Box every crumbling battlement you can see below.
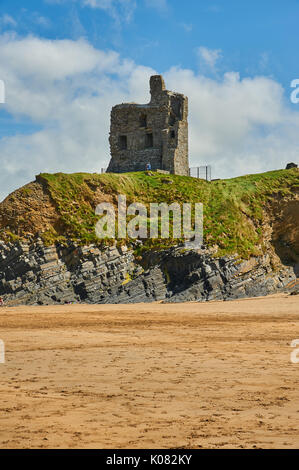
[107,75,189,175]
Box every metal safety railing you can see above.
[189,165,211,181]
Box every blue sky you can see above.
[1,0,298,85]
[0,0,299,199]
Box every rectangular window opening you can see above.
[145,133,153,148]
[119,135,127,150]
[139,114,147,127]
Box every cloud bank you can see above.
[0,33,298,200]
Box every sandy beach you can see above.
[0,293,299,449]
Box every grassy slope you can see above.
[32,168,299,259]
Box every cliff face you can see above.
[0,168,298,305]
[0,240,296,306]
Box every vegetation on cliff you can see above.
[0,168,298,260]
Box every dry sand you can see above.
[0,293,299,449]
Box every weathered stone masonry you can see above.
[107,75,189,175]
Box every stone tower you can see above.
[107,75,189,175]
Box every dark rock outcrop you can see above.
[286,162,298,169]
[0,240,296,306]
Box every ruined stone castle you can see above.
[107,75,189,175]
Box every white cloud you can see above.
[205,5,221,13]
[259,51,269,72]
[82,0,137,23]
[0,34,299,201]
[0,35,118,85]
[0,14,17,28]
[0,34,154,200]
[46,0,136,23]
[1,11,51,32]
[181,23,192,33]
[196,46,222,72]
[33,14,51,28]
[144,0,168,12]
[165,67,299,175]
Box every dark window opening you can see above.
[170,130,175,139]
[145,133,153,148]
[139,114,147,127]
[119,135,127,150]
[169,114,176,126]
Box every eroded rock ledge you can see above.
[0,240,296,306]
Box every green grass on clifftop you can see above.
[35,168,299,259]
